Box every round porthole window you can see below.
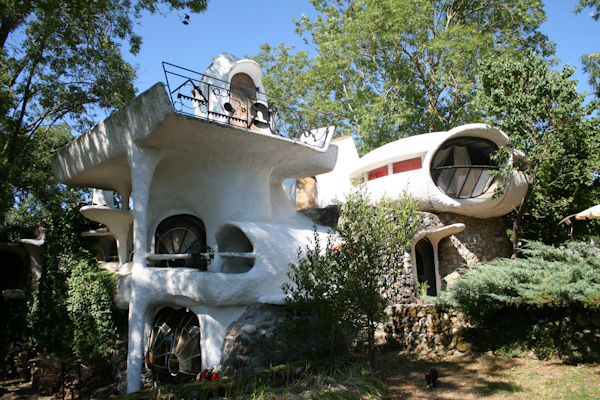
[430,137,499,199]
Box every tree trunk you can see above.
[512,166,537,258]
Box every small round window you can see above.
[430,137,499,199]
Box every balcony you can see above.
[163,62,333,149]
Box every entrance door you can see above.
[415,238,437,296]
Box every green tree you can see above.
[28,204,96,356]
[0,124,83,241]
[575,0,600,21]
[575,1,600,98]
[67,257,122,361]
[0,0,208,227]
[255,0,552,153]
[475,52,600,251]
[27,201,125,362]
[284,187,420,363]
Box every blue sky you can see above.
[127,1,598,98]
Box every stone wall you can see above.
[437,212,512,289]
[380,304,471,355]
[220,305,305,375]
[220,303,472,372]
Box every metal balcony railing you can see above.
[431,165,500,199]
[162,62,333,149]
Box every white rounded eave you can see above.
[227,59,265,93]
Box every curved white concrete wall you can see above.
[315,136,361,207]
[341,124,528,218]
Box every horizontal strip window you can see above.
[368,165,389,181]
[366,157,422,182]
[393,158,422,174]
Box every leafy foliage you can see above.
[0,124,84,241]
[575,0,600,21]
[28,203,123,361]
[284,187,420,361]
[254,0,552,153]
[475,52,600,248]
[575,1,600,101]
[446,241,600,358]
[67,258,121,361]
[0,0,208,227]
[448,241,600,320]
[28,209,86,355]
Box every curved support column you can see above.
[126,145,164,393]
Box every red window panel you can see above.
[368,165,389,181]
[393,158,422,174]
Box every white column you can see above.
[126,145,163,394]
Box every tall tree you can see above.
[575,0,600,98]
[1,124,82,241]
[255,0,552,153]
[475,53,600,251]
[0,0,208,228]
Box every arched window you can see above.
[215,225,255,274]
[146,307,202,381]
[228,73,256,128]
[154,215,208,269]
[430,137,499,199]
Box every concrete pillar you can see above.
[126,145,163,393]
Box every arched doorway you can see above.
[415,238,437,296]
[229,72,256,128]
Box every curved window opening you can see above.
[154,215,208,270]
[216,225,254,274]
[430,137,499,199]
[146,307,202,382]
[393,157,421,174]
[415,238,437,296]
[365,157,422,182]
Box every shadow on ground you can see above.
[377,350,524,400]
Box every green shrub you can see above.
[446,241,600,358]
[28,204,123,361]
[284,186,420,362]
[67,258,120,361]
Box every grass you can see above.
[119,359,386,400]
[114,350,600,400]
[377,350,600,400]
[3,350,599,399]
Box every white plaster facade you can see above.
[51,55,337,393]
[311,123,528,298]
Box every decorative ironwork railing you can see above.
[162,62,333,149]
[430,165,501,199]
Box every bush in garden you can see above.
[284,186,420,362]
[28,204,123,362]
[446,240,600,358]
[67,257,121,361]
